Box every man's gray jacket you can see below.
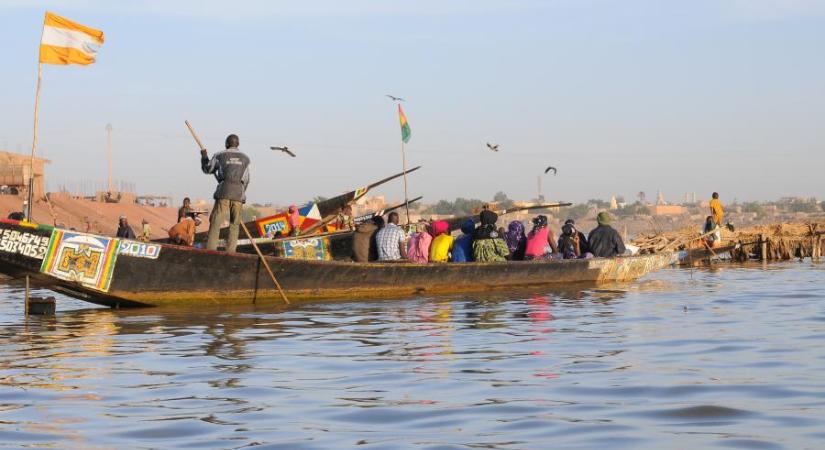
[201,147,250,203]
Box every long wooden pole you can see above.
[26,63,43,221]
[241,222,290,305]
[400,140,410,224]
[185,120,206,151]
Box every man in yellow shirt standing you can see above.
[709,192,724,225]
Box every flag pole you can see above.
[27,15,46,222]
[400,139,410,225]
[27,62,43,222]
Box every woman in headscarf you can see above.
[451,219,476,262]
[287,205,301,236]
[429,220,453,263]
[524,215,559,260]
[472,210,510,262]
[503,220,527,261]
[558,222,581,259]
[406,221,432,263]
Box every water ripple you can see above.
[0,262,823,448]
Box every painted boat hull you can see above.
[0,220,678,308]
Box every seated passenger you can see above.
[407,221,432,263]
[562,219,590,254]
[335,205,355,231]
[703,215,721,248]
[376,212,407,261]
[168,216,201,246]
[451,219,475,262]
[524,215,559,260]
[352,216,382,262]
[287,204,301,236]
[503,220,527,261]
[429,220,453,263]
[558,223,583,259]
[588,211,626,258]
[472,211,509,262]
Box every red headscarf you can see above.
[288,205,300,228]
[431,220,449,236]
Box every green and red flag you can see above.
[398,104,411,143]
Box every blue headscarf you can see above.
[460,219,475,235]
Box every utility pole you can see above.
[105,123,113,194]
[537,175,544,203]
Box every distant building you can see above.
[656,190,667,205]
[353,195,386,217]
[0,151,49,199]
[650,205,688,216]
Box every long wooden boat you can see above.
[0,219,679,308]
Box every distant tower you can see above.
[610,195,618,210]
[692,192,697,203]
[537,175,545,203]
[656,190,666,205]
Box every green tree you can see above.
[615,201,650,217]
[566,203,592,220]
[425,197,484,215]
[742,202,766,219]
[493,191,516,209]
[788,198,819,213]
[587,198,610,209]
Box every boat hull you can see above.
[0,220,677,308]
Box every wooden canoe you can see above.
[0,220,679,309]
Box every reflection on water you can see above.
[1,262,824,449]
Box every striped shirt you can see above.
[376,223,407,261]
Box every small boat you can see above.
[677,243,737,266]
[0,219,679,308]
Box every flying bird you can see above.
[486,143,499,152]
[271,146,296,157]
[386,94,405,102]
[544,166,557,175]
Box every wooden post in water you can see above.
[760,234,767,262]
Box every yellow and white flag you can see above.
[39,12,105,66]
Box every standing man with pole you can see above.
[196,130,250,253]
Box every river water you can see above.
[1,262,824,449]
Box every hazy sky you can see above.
[1,0,823,206]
